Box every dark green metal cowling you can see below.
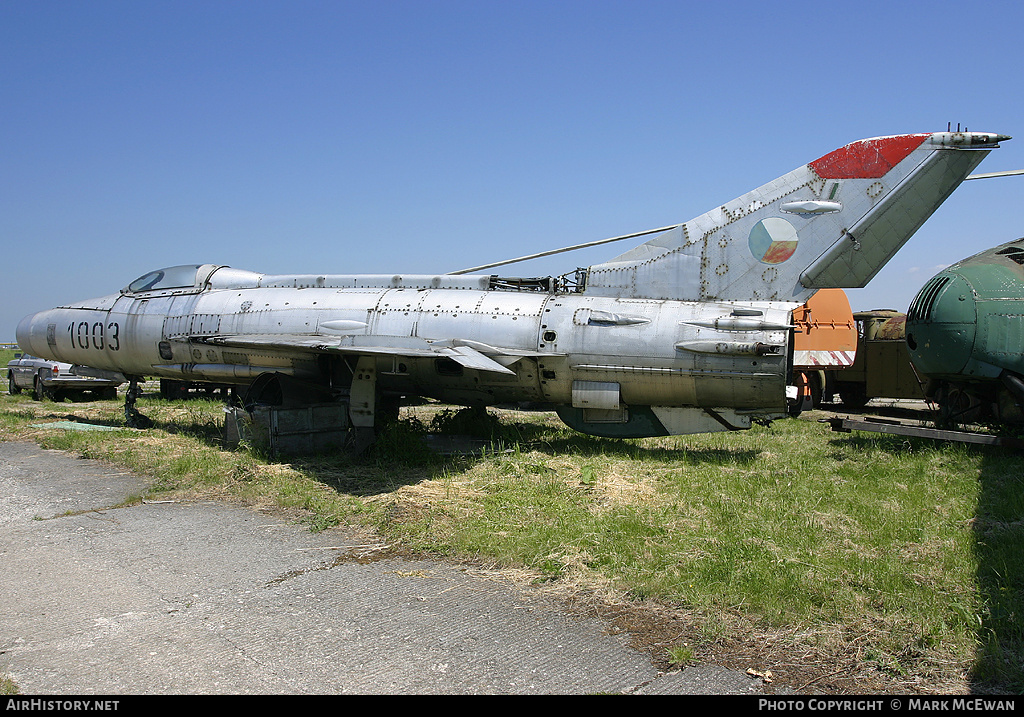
[906,238,1024,422]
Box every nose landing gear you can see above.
[124,377,153,428]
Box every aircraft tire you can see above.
[935,382,985,427]
[837,383,869,409]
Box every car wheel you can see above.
[8,373,21,395]
[34,377,50,401]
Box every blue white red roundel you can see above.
[749,218,798,264]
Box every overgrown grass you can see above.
[1,389,1021,693]
[1,348,20,376]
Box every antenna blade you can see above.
[966,169,1024,180]
[448,224,682,275]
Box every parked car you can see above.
[7,352,122,401]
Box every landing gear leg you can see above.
[124,377,153,428]
[347,357,377,455]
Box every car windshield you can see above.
[127,265,204,293]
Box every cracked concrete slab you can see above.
[0,441,768,695]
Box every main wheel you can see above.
[935,382,985,426]
[837,383,869,409]
[787,372,809,417]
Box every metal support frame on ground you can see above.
[822,416,1024,449]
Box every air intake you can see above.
[996,245,1024,265]
[908,276,952,322]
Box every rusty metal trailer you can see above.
[830,310,928,408]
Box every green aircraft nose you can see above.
[906,273,977,379]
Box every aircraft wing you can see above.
[196,333,551,375]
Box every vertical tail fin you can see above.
[584,132,1009,303]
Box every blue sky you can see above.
[3,0,1023,339]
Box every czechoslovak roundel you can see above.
[748,217,798,264]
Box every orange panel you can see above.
[792,289,857,368]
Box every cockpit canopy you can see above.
[123,264,221,294]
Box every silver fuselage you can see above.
[16,267,794,435]
[23,132,1001,439]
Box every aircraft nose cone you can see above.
[906,273,977,378]
[16,311,48,358]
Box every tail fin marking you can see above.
[583,132,1005,304]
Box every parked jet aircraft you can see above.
[16,131,1009,450]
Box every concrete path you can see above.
[0,441,768,695]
